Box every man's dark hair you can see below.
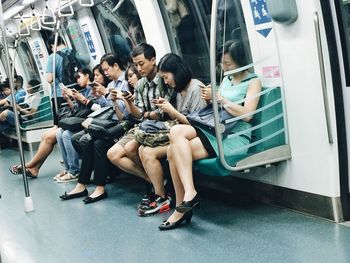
[47,35,65,47]
[14,75,23,86]
[28,79,41,93]
[100,53,126,71]
[131,43,156,61]
[158,53,192,92]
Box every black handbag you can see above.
[87,119,130,141]
[187,104,237,135]
[58,116,86,132]
[87,106,114,120]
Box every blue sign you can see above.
[84,30,96,53]
[250,0,272,38]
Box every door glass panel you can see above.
[336,0,350,85]
[158,0,211,83]
[62,16,91,67]
[17,40,40,81]
[215,0,252,84]
[92,0,146,66]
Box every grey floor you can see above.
[1,147,350,263]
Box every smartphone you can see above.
[88,82,99,87]
[199,83,208,89]
[121,90,130,96]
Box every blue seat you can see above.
[193,87,286,176]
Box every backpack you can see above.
[57,49,82,86]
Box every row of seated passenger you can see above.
[8,40,287,231]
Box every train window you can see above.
[17,40,40,81]
[63,17,91,67]
[91,0,146,66]
[158,0,211,83]
[336,0,350,86]
[216,1,252,81]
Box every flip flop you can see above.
[25,169,37,179]
[9,165,37,179]
[9,165,22,175]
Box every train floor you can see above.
[1,146,350,263]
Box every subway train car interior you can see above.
[0,0,350,262]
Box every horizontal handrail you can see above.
[227,113,284,139]
[225,98,282,124]
[223,54,275,76]
[20,122,54,131]
[223,129,285,155]
[21,112,52,124]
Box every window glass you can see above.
[17,40,40,81]
[158,0,211,83]
[215,0,252,83]
[63,17,91,67]
[337,0,350,85]
[92,0,146,66]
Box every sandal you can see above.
[53,171,67,181]
[56,172,79,183]
[25,169,37,179]
[9,165,22,175]
[9,165,37,179]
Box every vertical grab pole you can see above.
[314,11,333,144]
[52,20,60,116]
[209,0,230,170]
[0,3,34,212]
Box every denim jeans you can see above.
[0,110,15,132]
[56,128,80,175]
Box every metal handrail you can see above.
[209,0,287,171]
[79,0,94,7]
[314,11,333,144]
[58,0,74,17]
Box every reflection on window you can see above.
[63,17,91,67]
[17,40,40,81]
[92,0,146,66]
[338,0,350,85]
[159,0,211,83]
[216,0,252,83]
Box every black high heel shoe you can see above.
[175,194,200,213]
[158,211,193,231]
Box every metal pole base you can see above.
[24,196,34,212]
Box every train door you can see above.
[158,0,211,83]
[326,0,350,219]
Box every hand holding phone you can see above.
[121,90,130,96]
[152,97,165,104]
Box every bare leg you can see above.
[169,125,208,201]
[125,140,143,169]
[107,143,150,182]
[165,125,209,223]
[13,126,58,176]
[140,145,168,197]
[26,126,58,175]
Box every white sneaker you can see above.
[56,172,79,183]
